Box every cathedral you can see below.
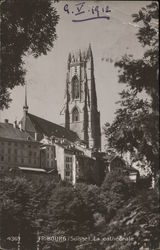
[0,45,105,185]
[61,44,101,150]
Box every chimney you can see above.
[14,120,18,128]
[35,132,38,141]
[4,119,9,123]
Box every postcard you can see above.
[0,1,159,249]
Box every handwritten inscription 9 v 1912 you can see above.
[64,1,111,22]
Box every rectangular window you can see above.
[66,171,70,176]
[66,157,71,162]
[66,164,70,169]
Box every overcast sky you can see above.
[0,1,149,148]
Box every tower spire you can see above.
[23,83,28,113]
[87,43,93,59]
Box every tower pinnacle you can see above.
[87,43,92,58]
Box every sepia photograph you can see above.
[0,0,159,249]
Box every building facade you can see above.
[40,137,57,170]
[61,45,101,150]
[54,140,82,185]
[0,120,40,170]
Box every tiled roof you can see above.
[0,122,35,141]
[25,113,79,142]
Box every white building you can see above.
[0,120,41,170]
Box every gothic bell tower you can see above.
[61,45,101,150]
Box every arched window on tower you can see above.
[72,107,79,122]
[72,75,80,99]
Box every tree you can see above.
[101,171,136,223]
[115,1,159,111]
[0,169,59,249]
[102,189,160,250]
[0,0,59,109]
[98,172,159,250]
[0,176,38,249]
[45,185,94,250]
[105,2,159,176]
[104,89,159,175]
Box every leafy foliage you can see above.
[0,170,58,249]
[0,168,159,249]
[0,176,37,248]
[104,89,159,174]
[105,2,159,175]
[0,0,59,109]
[102,189,160,250]
[47,185,94,233]
[115,1,159,111]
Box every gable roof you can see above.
[22,113,79,142]
[0,122,35,142]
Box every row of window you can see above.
[46,152,55,159]
[65,170,72,177]
[0,142,38,149]
[1,149,38,157]
[46,161,55,167]
[46,147,56,152]
[65,156,72,163]
[66,163,72,170]
[0,155,38,165]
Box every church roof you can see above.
[23,113,79,142]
